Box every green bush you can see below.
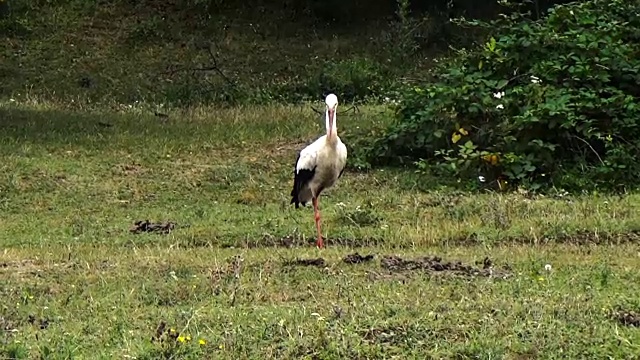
[271,57,394,104]
[364,0,640,192]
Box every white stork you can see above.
[290,93,348,249]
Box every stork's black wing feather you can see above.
[338,166,346,179]
[290,153,316,208]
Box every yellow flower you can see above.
[186,335,191,341]
[538,277,545,281]
[170,328,176,334]
[451,132,462,144]
[199,339,206,346]
[177,336,186,343]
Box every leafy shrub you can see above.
[364,0,640,192]
[273,57,394,104]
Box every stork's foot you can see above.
[316,236,325,249]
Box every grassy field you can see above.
[0,1,433,107]
[2,100,640,359]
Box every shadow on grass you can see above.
[0,104,324,153]
[0,105,228,152]
[2,106,170,142]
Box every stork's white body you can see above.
[290,94,347,248]
[294,134,347,205]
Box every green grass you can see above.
[0,1,432,106]
[2,100,640,358]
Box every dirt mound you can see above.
[475,256,495,269]
[282,258,326,267]
[28,314,51,330]
[380,255,511,278]
[343,253,375,264]
[612,309,640,327]
[130,220,177,234]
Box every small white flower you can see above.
[478,176,486,183]
[569,10,574,15]
[9,98,15,102]
[496,104,504,110]
[530,75,541,84]
[544,264,552,272]
[493,91,505,99]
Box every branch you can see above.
[162,43,235,88]
[342,104,359,115]
[204,46,234,87]
[310,103,360,117]
[571,134,605,166]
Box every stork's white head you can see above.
[325,93,338,110]
[325,93,339,137]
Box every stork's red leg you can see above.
[312,197,324,249]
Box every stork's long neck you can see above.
[325,108,338,145]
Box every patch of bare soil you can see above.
[238,235,303,248]
[612,308,640,327]
[0,259,39,273]
[130,220,177,234]
[550,229,640,245]
[449,230,640,246]
[361,327,402,344]
[0,315,19,333]
[325,237,386,248]
[475,256,495,269]
[380,255,511,278]
[27,314,51,330]
[0,312,51,335]
[113,163,145,176]
[282,258,326,267]
[237,235,387,248]
[151,321,180,343]
[343,253,375,264]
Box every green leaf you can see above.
[496,79,509,89]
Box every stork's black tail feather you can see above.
[290,155,315,209]
[290,176,301,209]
